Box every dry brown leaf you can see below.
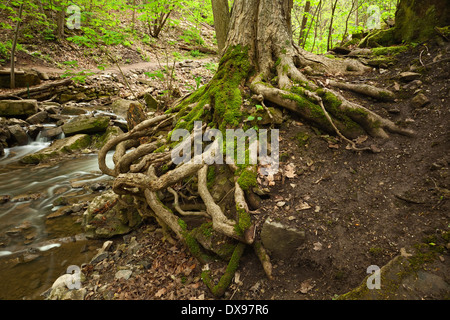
[155,288,166,298]
[355,135,368,144]
[295,280,315,294]
[284,163,297,178]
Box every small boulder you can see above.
[62,116,110,136]
[260,219,305,260]
[411,93,430,109]
[0,100,38,117]
[8,124,28,146]
[26,111,48,125]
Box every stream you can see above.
[0,133,115,300]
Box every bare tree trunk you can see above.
[56,1,65,40]
[327,0,339,51]
[298,1,311,46]
[211,0,231,56]
[341,0,357,45]
[301,0,320,48]
[10,2,24,89]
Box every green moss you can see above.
[235,206,251,236]
[295,131,310,148]
[237,168,257,191]
[372,46,409,56]
[178,218,188,231]
[207,166,216,189]
[171,45,253,134]
[201,242,246,297]
[199,222,213,238]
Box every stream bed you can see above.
[0,140,114,299]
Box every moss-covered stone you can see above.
[62,116,110,136]
[21,134,91,164]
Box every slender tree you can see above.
[11,2,24,89]
[211,0,230,56]
[298,1,311,46]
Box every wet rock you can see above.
[62,116,110,136]
[82,190,142,239]
[26,111,48,125]
[0,100,38,117]
[21,134,91,164]
[8,124,29,146]
[61,105,88,116]
[41,126,63,139]
[260,219,305,260]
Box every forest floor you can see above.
[2,20,449,300]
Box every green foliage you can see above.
[293,0,398,53]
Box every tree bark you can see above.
[211,0,230,56]
[298,1,311,46]
[56,2,65,40]
[10,2,24,89]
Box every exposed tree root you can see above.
[97,43,416,298]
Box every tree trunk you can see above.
[211,0,230,56]
[298,1,311,46]
[327,0,339,51]
[10,2,24,89]
[56,2,65,40]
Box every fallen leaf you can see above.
[355,135,368,144]
[328,143,339,149]
[284,163,297,178]
[155,288,166,298]
[313,242,323,251]
[295,280,315,294]
[296,202,311,211]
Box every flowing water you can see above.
[0,133,115,299]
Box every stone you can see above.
[26,111,48,125]
[411,93,430,109]
[0,71,41,88]
[143,93,159,111]
[0,100,38,117]
[20,134,91,164]
[90,251,109,264]
[115,269,132,280]
[82,190,142,239]
[41,126,63,139]
[8,125,28,145]
[338,254,450,300]
[111,99,141,118]
[399,72,421,82]
[62,116,110,136]
[260,219,305,260]
[61,105,88,115]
